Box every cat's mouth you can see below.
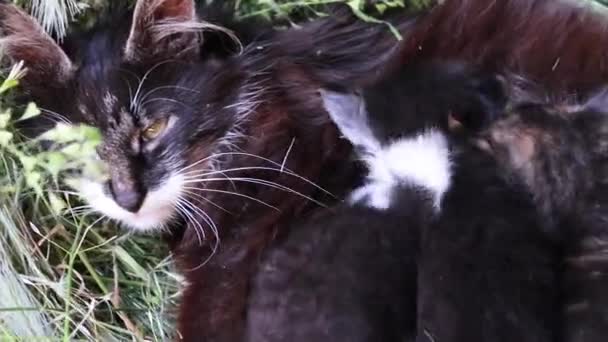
[71,173,185,232]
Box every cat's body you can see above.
[4,0,608,340]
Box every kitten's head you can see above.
[320,62,507,209]
[321,62,507,153]
[0,0,246,232]
[474,100,594,222]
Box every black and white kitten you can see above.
[245,62,507,342]
[345,64,562,342]
[248,61,562,342]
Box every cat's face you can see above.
[0,0,247,231]
[70,61,243,231]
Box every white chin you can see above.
[70,174,185,232]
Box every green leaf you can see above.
[60,143,81,156]
[25,171,43,193]
[19,102,41,121]
[48,193,67,215]
[0,110,12,129]
[375,3,387,14]
[347,0,402,40]
[114,246,149,281]
[0,78,19,94]
[81,126,102,145]
[19,155,38,172]
[38,123,74,144]
[45,152,68,178]
[0,131,14,146]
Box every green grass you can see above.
[2,0,608,340]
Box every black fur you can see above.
[416,143,561,342]
[246,203,422,342]
[245,61,515,342]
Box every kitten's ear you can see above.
[320,89,380,152]
[125,0,199,62]
[0,3,74,83]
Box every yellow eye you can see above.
[142,119,167,141]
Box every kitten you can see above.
[245,61,507,342]
[473,92,608,342]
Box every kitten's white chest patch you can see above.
[320,89,452,211]
[351,130,452,210]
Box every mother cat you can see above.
[2,0,608,341]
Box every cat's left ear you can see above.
[124,0,199,62]
[0,3,74,84]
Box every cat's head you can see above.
[1,0,405,234]
[0,0,246,232]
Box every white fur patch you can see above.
[352,130,452,210]
[320,89,452,211]
[72,173,184,232]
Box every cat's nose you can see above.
[109,179,145,213]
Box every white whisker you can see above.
[175,200,204,245]
[183,177,326,207]
[131,59,177,113]
[183,187,279,211]
[181,189,232,214]
[182,165,333,197]
[281,138,296,172]
[139,85,200,104]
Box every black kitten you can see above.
[245,62,505,342]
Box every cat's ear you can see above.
[320,89,380,152]
[125,0,200,62]
[0,3,74,83]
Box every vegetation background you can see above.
[0,0,607,341]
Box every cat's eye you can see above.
[142,119,167,141]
